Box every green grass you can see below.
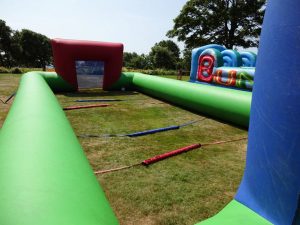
[0,73,22,126]
[0,73,248,225]
[155,74,190,81]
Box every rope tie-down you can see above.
[0,91,16,104]
[75,99,123,102]
[63,104,110,110]
[78,118,206,138]
[94,137,248,175]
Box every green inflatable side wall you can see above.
[118,72,251,128]
[0,72,119,225]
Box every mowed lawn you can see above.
[0,73,248,225]
[157,75,190,81]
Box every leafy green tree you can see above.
[130,54,150,69]
[123,52,134,66]
[123,52,138,68]
[149,45,177,70]
[149,40,180,70]
[0,19,52,69]
[153,40,180,61]
[167,0,266,49]
[19,29,51,70]
[123,52,150,69]
[9,31,23,66]
[179,48,193,71]
[0,19,13,67]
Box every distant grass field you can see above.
[155,75,190,81]
[0,73,248,225]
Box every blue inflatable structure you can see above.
[198,1,300,224]
[190,44,256,90]
[235,1,300,224]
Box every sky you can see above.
[1,0,187,54]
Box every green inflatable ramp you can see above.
[0,72,119,225]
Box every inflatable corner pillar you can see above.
[235,1,300,224]
[197,1,300,224]
[0,73,119,225]
[51,39,123,91]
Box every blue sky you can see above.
[1,0,187,54]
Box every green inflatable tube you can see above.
[120,72,251,127]
[36,71,76,92]
[0,72,119,225]
[196,200,272,225]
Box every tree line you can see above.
[124,0,265,71]
[1,0,265,72]
[123,40,183,71]
[0,19,51,70]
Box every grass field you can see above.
[155,75,190,81]
[0,73,248,225]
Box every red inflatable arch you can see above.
[51,38,123,90]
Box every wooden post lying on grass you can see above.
[94,137,248,175]
[142,143,201,165]
[63,104,110,111]
[94,143,202,175]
